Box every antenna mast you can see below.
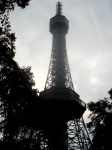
[56,1,63,15]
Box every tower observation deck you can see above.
[39,2,91,150]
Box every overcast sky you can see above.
[9,0,112,121]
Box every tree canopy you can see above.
[0,0,30,13]
[0,0,44,149]
[87,90,112,150]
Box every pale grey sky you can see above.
[9,0,112,121]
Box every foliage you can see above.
[0,0,44,149]
[87,92,112,150]
[0,0,30,14]
[108,88,112,99]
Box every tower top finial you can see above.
[56,1,63,16]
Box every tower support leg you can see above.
[67,117,91,150]
[37,118,91,150]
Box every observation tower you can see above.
[39,2,91,149]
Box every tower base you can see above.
[36,117,91,150]
[37,88,91,149]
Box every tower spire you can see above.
[56,1,63,15]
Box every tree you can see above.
[0,0,43,149]
[0,0,30,13]
[108,88,112,99]
[87,91,112,150]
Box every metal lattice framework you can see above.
[39,2,91,150]
[67,118,91,150]
[45,2,74,90]
[36,117,91,150]
[44,18,74,90]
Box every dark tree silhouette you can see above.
[0,0,30,13]
[108,88,112,99]
[87,91,112,150]
[0,0,43,149]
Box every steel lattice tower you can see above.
[39,2,91,150]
